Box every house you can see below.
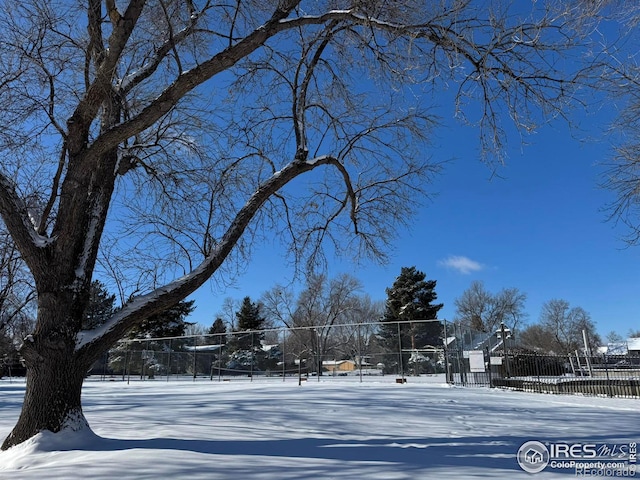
[525,448,544,465]
[627,338,640,355]
[322,360,357,373]
[599,338,640,356]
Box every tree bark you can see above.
[0,0,600,452]
[1,342,88,450]
[1,155,331,451]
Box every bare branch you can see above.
[37,142,66,235]
[0,0,624,450]
[0,174,50,274]
[76,153,334,359]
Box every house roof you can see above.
[627,337,640,352]
[322,360,355,366]
[184,344,223,352]
[600,338,640,355]
[605,342,628,355]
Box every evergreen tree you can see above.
[0,331,21,378]
[236,297,265,330]
[234,297,266,349]
[108,300,195,376]
[131,300,195,339]
[208,317,227,345]
[81,281,117,374]
[227,297,267,372]
[207,317,229,375]
[82,281,117,330]
[378,267,444,374]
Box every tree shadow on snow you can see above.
[71,431,632,474]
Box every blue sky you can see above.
[161,4,637,343]
[186,109,640,340]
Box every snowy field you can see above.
[1,375,639,479]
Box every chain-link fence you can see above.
[85,319,640,398]
[93,319,447,383]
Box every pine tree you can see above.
[108,300,195,376]
[378,266,443,374]
[206,317,229,375]
[131,300,196,339]
[235,297,265,330]
[234,296,265,347]
[81,281,117,374]
[227,297,267,372]
[208,317,227,345]
[0,331,21,378]
[82,281,116,330]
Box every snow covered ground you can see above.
[1,375,638,479]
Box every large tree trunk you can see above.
[0,143,326,451]
[1,348,89,450]
[1,289,93,451]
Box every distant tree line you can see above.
[452,281,603,355]
[3,265,630,380]
[98,266,446,378]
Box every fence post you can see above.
[142,339,149,380]
[126,342,132,385]
[499,322,510,378]
[316,328,321,382]
[101,351,108,381]
[397,322,405,382]
[443,319,451,383]
[604,355,613,397]
[250,331,254,382]
[192,336,197,382]
[535,352,541,394]
[456,323,465,386]
[123,341,129,382]
[282,328,286,381]
[486,347,493,388]
[357,323,363,383]
[167,339,172,382]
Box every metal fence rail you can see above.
[92,319,448,384]
[447,349,640,398]
[80,320,640,399]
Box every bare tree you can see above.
[215,297,242,332]
[595,4,640,245]
[453,281,527,333]
[329,295,383,367]
[538,299,601,354]
[261,285,297,327]
[519,324,558,353]
[603,70,640,245]
[0,0,613,449]
[606,331,624,344]
[286,273,363,374]
[0,227,36,340]
[453,281,493,332]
